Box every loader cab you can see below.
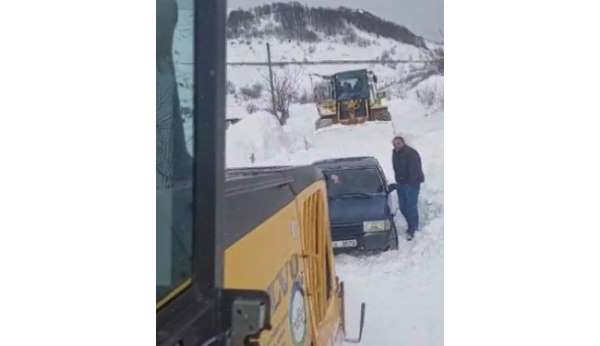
[315,69,390,129]
[333,69,370,122]
[333,70,370,102]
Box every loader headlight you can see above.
[363,220,390,233]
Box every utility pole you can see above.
[266,43,277,117]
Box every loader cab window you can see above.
[334,73,369,100]
[156,0,195,304]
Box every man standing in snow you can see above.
[392,136,425,240]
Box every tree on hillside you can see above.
[262,67,301,126]
[432,29,444,75]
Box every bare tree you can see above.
[262,67,301,125]
[432,29,444,75]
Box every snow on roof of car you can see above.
[313,156,380,170]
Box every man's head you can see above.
[392,136,405,151]
[330,174,341,184]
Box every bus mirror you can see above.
[222,290,272,345]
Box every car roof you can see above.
[313,156,381,171]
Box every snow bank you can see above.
[408,74,444,111]
[226,103,322,168]
[226,111,293,167]
[233,96,445,345]
[337,214,443,345]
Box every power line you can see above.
[226,59,441,66]
[178,59,441,66]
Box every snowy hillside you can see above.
[226,3,429,48]
[224,3,442,120]
[171,4,442,122]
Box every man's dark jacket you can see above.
[392,146,425,185]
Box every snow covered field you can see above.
[226,79,444,345]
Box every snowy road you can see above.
[337,213,443,346]
[227,92,443,345]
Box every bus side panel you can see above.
[294,181,344,346]
[224,200,312,346]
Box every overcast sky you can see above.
[227,0,443,42]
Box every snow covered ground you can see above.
[226,77,443,345]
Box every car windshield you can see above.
[325,168,383,197]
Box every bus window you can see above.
[156,0,195,304]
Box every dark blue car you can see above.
[315,157,399,254]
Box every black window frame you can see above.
[192,0,227,293]
[158,1,228,344]
[157,0,226,334]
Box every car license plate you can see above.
[332,239,357,248]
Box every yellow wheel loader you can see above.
[313,69,391,130]
[156,1,365,345]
